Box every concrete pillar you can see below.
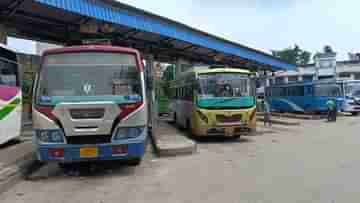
[350,73,355,80]
[144,55,158,132]
[0,24,8,44]
[313,74,318,81]
[265,78,270,87]
[284,76,289,84]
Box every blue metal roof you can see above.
[34,0,295,70]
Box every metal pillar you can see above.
[0,24,8,44]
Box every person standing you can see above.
[326,98,337,122]
[262,100,272,127]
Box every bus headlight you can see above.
[197,110,208,123]
[36,130,65,143]
[113,127,145,140]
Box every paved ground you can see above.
[2,116,360,203]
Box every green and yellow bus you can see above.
[170,67,257,138]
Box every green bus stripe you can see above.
[0,98,21,121]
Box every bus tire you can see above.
[127,158,142,166]
[173,113,177,124]
[352,112,358,116]
[234,135,241,139]
[58,163,67,169]
[186,119,192,136]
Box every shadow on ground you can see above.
[0,139,22,149]
[190,136,253,144]
[25,160,143,182]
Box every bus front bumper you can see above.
[35,138,146,162]
[193,124,254,137]
[342,104,360,113]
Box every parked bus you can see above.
[170,67,257,138]
[266,80,343,113]
[33,46,147,165]
[0,44,21,145]
[337,80,360,115]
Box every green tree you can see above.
[272,44,312,66]
[323,45,334,54]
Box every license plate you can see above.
[80,147,98,158]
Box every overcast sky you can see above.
[8,0,360,60]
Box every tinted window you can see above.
[314,84,340,96]
[287,86,304,96]
[0,59,18,87]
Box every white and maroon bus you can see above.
[33,45,147,165]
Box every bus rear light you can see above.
[35,106,57,121]
[119,101,143,120]
[48,148,64,158]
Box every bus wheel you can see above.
[186,120,192,136]
[172,113,177,124]
[127,158,142,166]
[352,112,358,116]
[234,135,241,139]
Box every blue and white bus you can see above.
[266,81,343,113]
[337,80,360,115]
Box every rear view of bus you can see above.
[0,44,21,145]
[33,46,147,165]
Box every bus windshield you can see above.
[345,82,360,97]
[197,73,255,108]
[37,52,142,105]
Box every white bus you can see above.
[0,44,22,145]
[338,80,360,115]
[33,46,147,165]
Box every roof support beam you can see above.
[6,0,26,17]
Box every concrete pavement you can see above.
[5,117,360,202]
[152,120,197,156]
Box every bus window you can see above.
[287,86,304,96]
[0,60,18,87]
[314,84,341,97]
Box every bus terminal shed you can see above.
[0,0,296,133]
[0,0,295,71]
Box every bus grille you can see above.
[70,108,105,119]
[66,135,112,144]
[216,114,242,123]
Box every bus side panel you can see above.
[0,92,22,145]
[268,97,297,112]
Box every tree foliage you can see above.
[272,44,311,66]
[323,45,334,54]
